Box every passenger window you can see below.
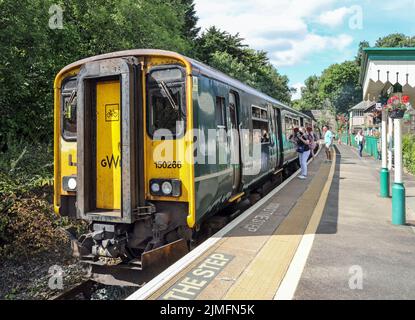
[215,96,226,128]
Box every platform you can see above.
[294,144,415,300]
[127,144,415,300]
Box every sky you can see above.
[194,0,415,99]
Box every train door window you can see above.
[215,96,226,128]
[147,66,186,139]
[293,118,299,128]
[252,105,270,144]
[285,116,294,139]
[61,77,77,141]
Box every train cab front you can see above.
[54,53,195,269]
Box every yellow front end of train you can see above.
[53,50,196,264]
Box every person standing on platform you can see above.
[291,127,310,179]
[322,126,334,161]
[306,127,317,158]
[355,130,365,158]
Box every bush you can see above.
[0,141,84,261]
[403,134,415,175]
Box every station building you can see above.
[358,48,415,134]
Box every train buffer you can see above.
[127,144,415,300]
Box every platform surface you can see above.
[294,144,415,300]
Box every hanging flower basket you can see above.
[385,95,411,119]
[389,109,405,119]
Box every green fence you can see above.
[348,134,379,159]
[340,132,349,145]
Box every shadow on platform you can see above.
[315,144,340,235]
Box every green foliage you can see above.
[180,0,201,42]
[293,61,362,114]
[375,33,415,48]
[403,134,415,175]
[318,61,362,114]
[0,0,193,145]
[194,27,291,103]
[0,140,88,260]
[355,40,370,66]
[293,75,322,110]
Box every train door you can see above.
[275,108,284,167]
[76,57,141,224]
[95,80,121,211]
[228,91,241,193]
[270,106,280,168]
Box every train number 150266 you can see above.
[154,161,182,169]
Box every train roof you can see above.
[56,49,309,119]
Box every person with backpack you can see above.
[290,127,310,180]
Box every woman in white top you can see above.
[355,130,365,158]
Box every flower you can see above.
[384,95,410,113]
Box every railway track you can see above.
[50,280,102,300]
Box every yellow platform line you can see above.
[224,152,337,300]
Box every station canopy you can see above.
[360,48,415,104]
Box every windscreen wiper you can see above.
[159,81,179,111]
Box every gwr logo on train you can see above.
[100,154,121,169]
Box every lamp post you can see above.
[392,117,406,225]
[380,109,389,197]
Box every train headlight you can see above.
[151,182,160,193]
[62,176,77,192]
[150,179,181,197]
[161,181,173,195]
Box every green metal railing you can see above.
[340,132,349,145]
[349,134,380,159]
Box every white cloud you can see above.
[292,82,305,100]
[270,33,353,67]
[317,6,354,27]
[194,0,354,68]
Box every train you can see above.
[54,49,314,273]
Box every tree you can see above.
[375,33,415,48]
[318,61,362,114]
[195,27,291,103]
[355,40,370,66]
[195,26,247,64]
[293,75,322,110]
[0,0,193,144]
[180,0,200,41]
